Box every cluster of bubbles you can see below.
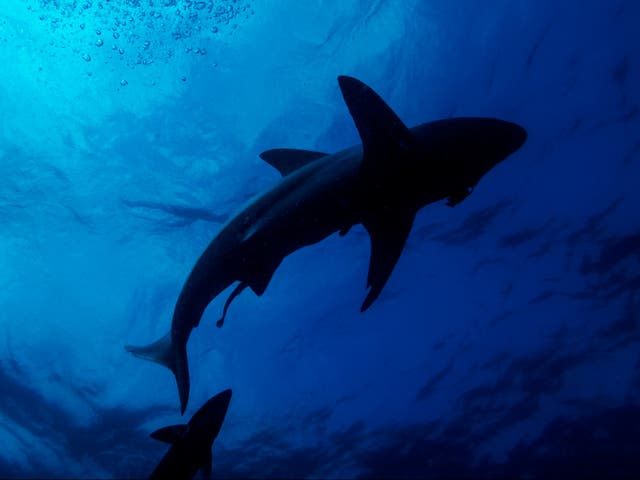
[26,0,255,84]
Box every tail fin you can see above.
[125,333,190,414]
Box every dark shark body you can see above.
[127,76,527,413]
[148,389,232,480]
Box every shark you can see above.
[126,75,527,414]
[147,389,232,480]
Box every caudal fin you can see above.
[125,333,190,414]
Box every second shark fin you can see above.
[259,148,329,176]
[125,334,191,415]
[201,450,213,480]
[361,209,416,312]
[150,424,187,444]
[337,75,418,178]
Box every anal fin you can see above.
[361,209,416,312]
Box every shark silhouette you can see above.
[148,389,232,480]
[126,76,527,413]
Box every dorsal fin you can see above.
[259,149,329,176]
[150,424,187,444]
[337,76,418,176]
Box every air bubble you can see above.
[28,0,257,76]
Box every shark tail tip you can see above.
[125,333,191,414]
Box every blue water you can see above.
[1,0,639,478]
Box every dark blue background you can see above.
[0,0,638,477]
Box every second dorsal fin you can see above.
[259,148,329,176]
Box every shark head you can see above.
[337,76,527,311]
[336,76,526,210]
[410,117,527,206]
[187,388,233,445]
[441,117,526,180]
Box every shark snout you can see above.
[511,122,527,151]
[501,120,527,154]
[481,119,527,168]
[205,389,232,431]
[465,119,527,180]
[217,388,232,406]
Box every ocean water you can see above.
[0,0,639,478]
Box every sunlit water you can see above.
[1,0,639,478]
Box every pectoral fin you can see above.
[150,424,187,444]
[361,210,415,312]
